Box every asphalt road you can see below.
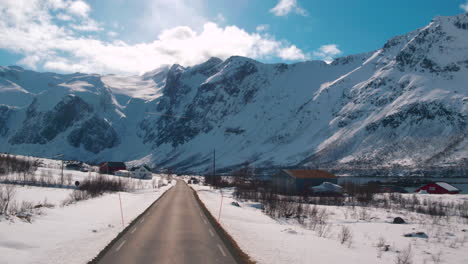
[96,180,238,264]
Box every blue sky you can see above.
[0,0,467,75]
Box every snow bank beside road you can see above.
[193,185,468,264]
[0,183,173,264]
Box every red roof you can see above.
[100,162,126,168]
[415,182,460,194]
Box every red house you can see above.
[99,162,126,175]
[415,182,460,194]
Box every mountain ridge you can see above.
[0,14,467,175]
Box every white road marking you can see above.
[208,229,214,237]
[199,212,203,217]
[217,244,227,257]
[115,240,126,252]
[140,218,145,224]
[131,227,137,234]
[203,219,208,225]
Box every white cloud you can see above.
[270,0,307,17]
[56,13,73,21]
[0,0,308,75]
[70,19,102,31]
[313,44,342,63]
[18,55,41,69]
[256,24,269,32]
[138,0,207,39]
[278,45,306,60]
[46,0,68,10]
[461,1,468,12]
[43,58,87,73]
[68,0,90,17]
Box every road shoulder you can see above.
[191,185,255,264]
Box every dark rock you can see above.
[10,95,93,145]
[67,116,120,153]
[0,105,12,136]
[366,101,466,132]
[231,201,241,207]
[393,217,406,224]
[404,232,428,238]
[224,127,245,135]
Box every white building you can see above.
[129,166,152,179]
[115,170,131,177]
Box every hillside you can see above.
[0,14,467,175]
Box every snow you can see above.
[311,182,343,193]
[436,182,460,192]
[101,74,164,102]
[193,185,468,264]
[0,165,174,264]
[7,185,73,205]
[0,14,467,172]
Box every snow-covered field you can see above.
[0,154,169,190]
[0,164,174,264]
[193,185,468,264]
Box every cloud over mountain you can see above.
[0,0,307,74]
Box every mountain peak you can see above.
[432,12,468,22]
[224,55,259,65]
[0,15,467,174]
[204,57,223,64]
[141,65,170,80]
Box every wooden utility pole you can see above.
[50,154,64,185]
[118,193,124,228]
[61,159,64,185]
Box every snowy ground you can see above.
[0,165,174,264]
[193,185,468,264]
[1,154,169,190]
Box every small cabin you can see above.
[272,169,338,194]
[129,165,152,179]
[115,170,131,177]
[415,182,460,194]
[99,162,126,175]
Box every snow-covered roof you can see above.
[310,182,343,193]
[435,182,459,192]
[129,165,151,172]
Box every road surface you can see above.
[96,180,238,264]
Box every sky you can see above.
[0,0,467,75]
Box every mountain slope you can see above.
[0,14,467,174]
[306,14,468,170]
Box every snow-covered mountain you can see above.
[0,14,467,174]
